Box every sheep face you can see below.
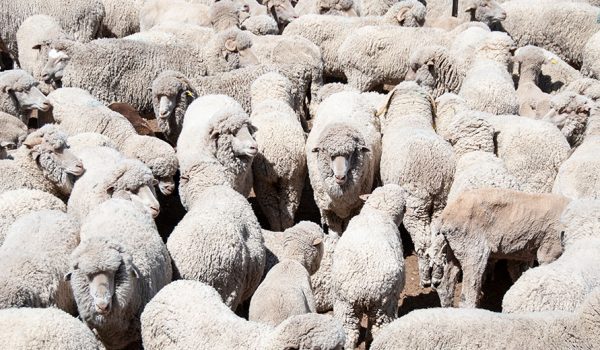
[262,314,345,350]
[264,0,298,28]
[231,125,259,157]
[217,30,259,71]
[465,0,506,26]
[105,161,161,218]
[209,116,258,168]
[6,82,51,113]
[41,49,69,84]
[67,240,139,324]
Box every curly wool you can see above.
[210,0,241,31]
[241,15,279,35]
[410,45,465,99]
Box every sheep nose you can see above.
[40,101,52,111]
[159,110,170,119]
[335,175,346,184]
[95,301,111,314]
[150,205,160,218]
[246,144,258,156]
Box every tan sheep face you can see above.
[11,84,51,112]
[114,183,160,218]
[41,49,69,83]
[158,95,176,121]
[232,125,258,158]
[266,0,298,26]
[330,155,350,185]
[88,272,116,315]
[468,0,506,25]
[158,176,175,196]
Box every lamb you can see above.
[378,82,455,287]
[0,112,27,159]
[498,0,600,67]
[284,2,428,79]
[0,0,105,61]
[513,45,552,118]
[306,91,381,235]
[141,280,346,349]
[0,125,83,200]
[250,73,307,231]
[47,88,177,196]
[177,94,257,197]
[370,287,600,350]
[67,146,160,222]
[487,114,570,193]
[0,69,51,124]
[332,184,406,349]
[426,0,506,30]
[99,0,143,37]
[166,158,265,310]
[40,28,257,114]
[248,222,324,325]
[0,210,78,314]
[0,189,65,245]
[67,198,172,350]
[431,188,569,308]
[0,308,104,350]
[502,201,600,313]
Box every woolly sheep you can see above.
[248,222,324,325]
[67,146,160,222]
[0,125,83,200]
[0,210,78,314]
[0,69,51,124]
[487,114,570,193]
[433,92,471,140]
[67,198,172,350]
[0,112,27,159]
[141,280,346,349]
[261,0,298,32]
[442,110,496,157]
[370,287,600,350]
[448,23,491,67]
[40,29,257,114]
[99,0,143,37]
[306,91,381,235]
[0,308,104,350]
[284,2,427,79]
[47,88,177,196]
[378,82,455,287]
[332,184,406,349]
[250,72,307,231]
[408,45,465,98]
[0,0,105,61]
[498,0,600,67]
[167,158,265,310]
[513,45,552,118]
[0,189,65,245]
[426,0,506,30]
[177,94,257,197]
[431,188,569,308]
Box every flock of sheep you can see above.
[0,0,600,348]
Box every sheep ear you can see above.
[560,230,566,246]
[131,264,141,279]
[376,87,398,118]
[359,194,370,201]
[106,186,115,196]
[426,59,434,66]
[311,147,320,153]
[396,7,410,24]
[361,146,370,153]
[210,129,220,140]
[312,237,323,246]
[32,44,42,50]
[224,38,237,52]
[64,271,72,281]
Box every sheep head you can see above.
[151,70,197,137]
[210,0,242,31]
[262,313,345,350]
[544,92,592,147]
[23,125,84,196]
[0,69,51,122]
[464,0,506,26]
[263,0,298,30]
[283,221,325,275]
[209,29,258,74]
[474,32,516,67]
[67,238,140,322]
[208,109,258,175]
[312,123,370,192]
[385,0,426,27]
[40,40,75,85]
[359,184,407,226]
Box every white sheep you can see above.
[141,280,346,349]
[249,222,324,325]
[0,125,84,200]
[0,210,78,314]
[99,0,144,37]
[241,14,279,35]
[250,72,307,231]
[0,112,27,159]
[431,188,569,308]
[370,287,600,350]
[0,308,104,350]
[378,82,455,288]
[295,0,358,16]
[306,91,381,235]
[544,91,593,148]
[332,184,406,349]
[0,69,51,124]
[408,45,466,99]
[67,198,172,350]
[513,45,552,118]
[167,158,265,310]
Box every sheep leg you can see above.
[334,299,361,350]
[403,195,434,287]
[434,248,461,308]
[369,297,398,338]
[457,246,490,308]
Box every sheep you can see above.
[0,210,78,314]
[47,88,177,196]
[151,65,310,144]
[433,92,471,141]
[177,94,257,197]
[166,158,265,310]
[241,15,279,35]
[248,222,324,326]
[0,69,51,124]
[67,198,172,350]
[502,199,600,313]
[442,110,496,158]
[141,280,346,349]
[261,0,298,32]
[306,91,381,235]
[139,0,211,31]
[369,287,600,350]
[16,15,68,95]
[498,0,600,67]
[40,28,257,114]
[0,189,65,245]
[458,32,519,115]
[284,2,428,79]
[99,0,143,37]
[378,82,455,288]
[67,146,160,222]
[513,46,552,118]
[487,114,571,193]
[332,184,406,349]
[0,112,27,159]
[250,73,307,231]
[431,188,569,308]
[0,0,105,61]
[0,308,104,350]
[408,45,466,99]
[0,125,83,200]
[426,0,506,30]
[108,102,155,136]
